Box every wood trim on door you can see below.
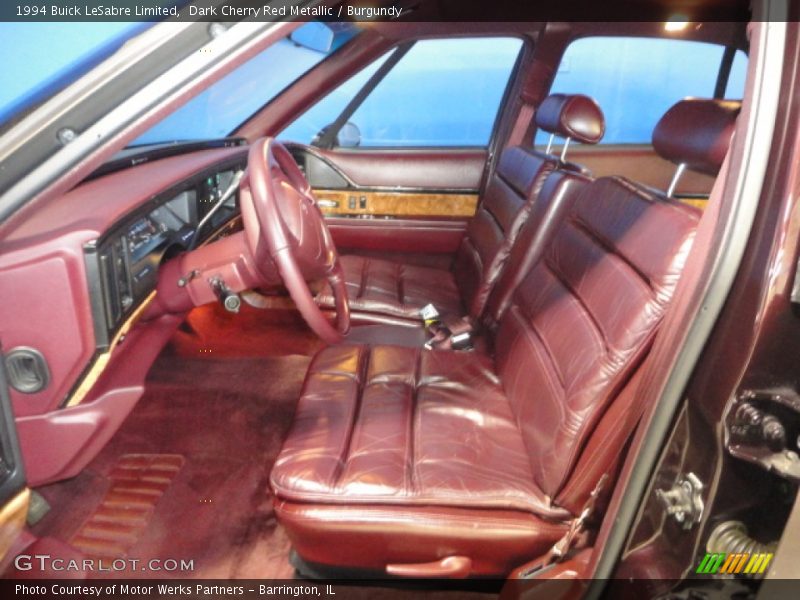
[315,189,479,218]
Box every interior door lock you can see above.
[656,472,704,530]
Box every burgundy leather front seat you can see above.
[271,99,740,577]
[318,93,605,321]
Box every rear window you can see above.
[536,37,747,145]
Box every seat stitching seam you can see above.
[511,304,567,392]
[357,258,369,300]
[542,260,609,354]
[500,320,547,486]
[496,169,529,197]
[408,348,421,496]
[569,217,653,290]
[552,330,659,499]
[332,346,369,492]
[396,261,405,307]
[524,310,568,391]
[608,176,701,223]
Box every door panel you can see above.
[326,217,466,261]
[0,347,28,565]
[289,144,483,256]
[311,147,486,191]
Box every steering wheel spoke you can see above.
[241,138,350,344]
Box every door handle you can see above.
[317,199,339,208]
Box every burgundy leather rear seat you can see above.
[271,99,740,576]
[319,94,605,321]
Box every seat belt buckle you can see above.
[420,303,441,327]
[450,331,473,351]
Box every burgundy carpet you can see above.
[21,304,497,596]
[167,303,324,359]
[28,305,315,579]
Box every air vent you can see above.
[5,347,49,394]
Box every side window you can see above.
[280,37,523,148]
[279,53,391,146]
[535,37,747,146]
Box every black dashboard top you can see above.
[87,138,248,182]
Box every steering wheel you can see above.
[240,137,349,344]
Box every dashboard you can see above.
[86,158,246,348]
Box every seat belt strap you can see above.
[545,358,653,563]
[547,473,609,564]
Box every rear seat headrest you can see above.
[653,98,741,176]
[535,93,605,145]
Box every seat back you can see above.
[453,94,605,319]
[481,168,591,329]
[493,98,739,499]
[495,177,700,497]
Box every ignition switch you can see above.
[210,277,241,313]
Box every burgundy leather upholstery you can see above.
[274,502,568,577]
[272,344,568,516]
[319,94,605,322]
[318,146,559,320]
[452,146,561,318]
[652,98,741,176]
[271,177,700,576]
[534,93,605,144]
[329,255,464,320]
[271,99,735,576]
[482,169,591,328]
[494,176,699,496]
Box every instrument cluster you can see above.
[86,160,245,347]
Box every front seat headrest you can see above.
[535,93,605,145]
[653,98,741,176]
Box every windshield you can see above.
[0,22,146,127]
[130,22,359,147]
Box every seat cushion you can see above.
[270,344,571,576]
[271,344,567,518]
[319,255,463,320]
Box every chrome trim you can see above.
[666,163,687,197]
[559,137,572,162]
